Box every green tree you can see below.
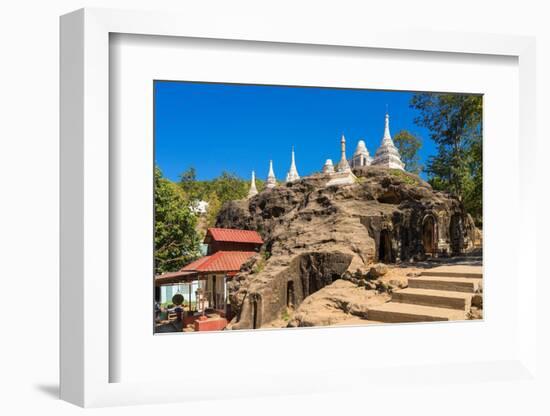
[204,172,265,225]
[205,192,222,228]
[211,171,249,203]
[411,93,482,224]
[393,130,423,175]
[155,166,202,274]
[179,166,202,200]
[463,130,483,224]
[179,169,250,202]
[177,168,265,227]
[180,166,197,183]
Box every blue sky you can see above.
[154,81,435,182]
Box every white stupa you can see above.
[322,159,335,174]
[266,160,277,189]
[247,170,258,198]
[371,113,405,170]
[285,147,300,183]
[350,139,372,168]
[336,134,352,172]
[326,135,356,187]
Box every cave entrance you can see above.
[286,281,295,308]
[422,215,437,256]
[252,299,258,329]
[378,230,394,263]
[450,214,464,255]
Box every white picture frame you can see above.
[60,7,538,408]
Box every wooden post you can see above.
[224,275,227,316]
[212,275,217,309]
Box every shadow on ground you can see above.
[395,250,483,269]
[35,383,59,399]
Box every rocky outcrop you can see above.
[369,263,389,278]
[218,166,477,330]
[227,251,353,330]
[287,279,389,327]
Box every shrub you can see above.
[252,257,266,274]
[388,169,422,186]
[281,308,291,321]
[375,281,394,294]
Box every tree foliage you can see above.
[205,192,222,228]
[393,130,423,175]
[154,166,202,274]
[179,167,264,225]
[411,93,482,224]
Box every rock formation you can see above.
[216,166,477,330]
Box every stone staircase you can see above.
[367,265,482,323]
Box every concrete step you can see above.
[391,288,472,310]
[420,265,482,279]
[408,276,481,293]
[367,302,465,323]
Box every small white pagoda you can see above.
[371,113,405,170]
[350,139,372,168]
[243,110,407,194]
[336,134,352,172]
[322,159,335,174]
[247,170,258,198]
[326,134,357,187]
[285,147,300,183]
[266,160,277,189]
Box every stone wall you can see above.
[227,252,353,330]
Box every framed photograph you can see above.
[152,80,483,334]
[60,8,537,407]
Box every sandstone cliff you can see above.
[215,166,476,329]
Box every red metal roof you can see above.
[205,228,263,245]
[180,255,211,272]
[181,251,257,274]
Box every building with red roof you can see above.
[181,251,259,274]
[155,228,263,331]
[204,227,263,254]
